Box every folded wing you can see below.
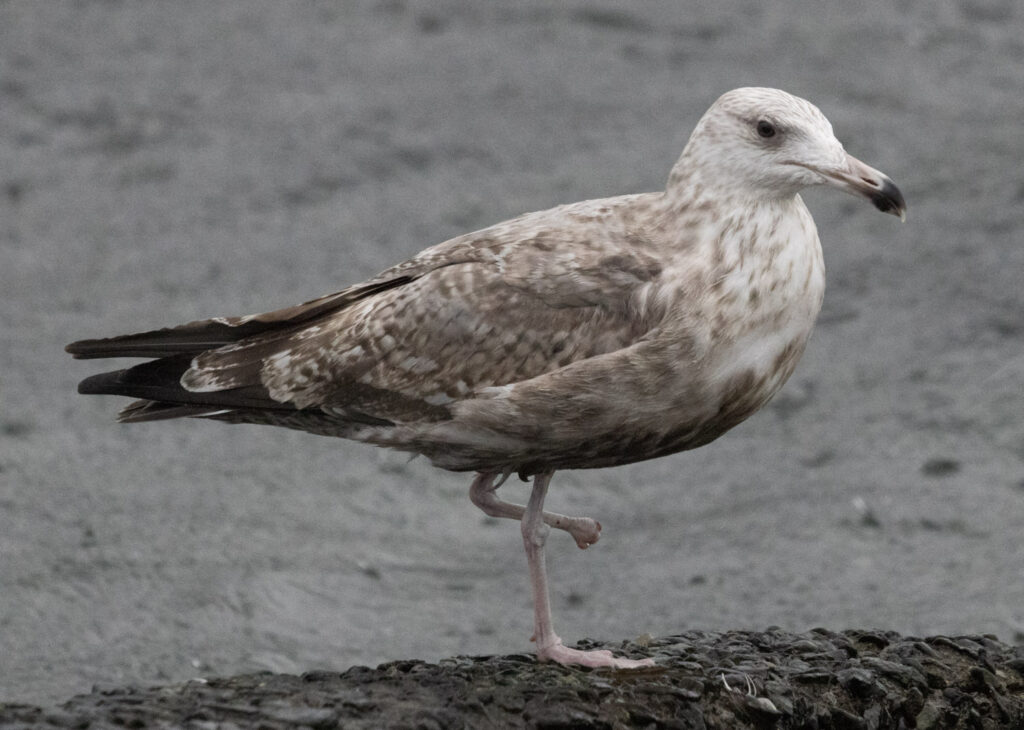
[68,197,666,433]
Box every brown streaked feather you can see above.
[70,194,670,437]
[180,198,669,420]
[186,262,657,412]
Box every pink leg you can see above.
[470,472,601,549]
[521,472,654,669]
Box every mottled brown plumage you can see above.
[68,88,905,669]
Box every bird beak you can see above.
[815,152,907,221]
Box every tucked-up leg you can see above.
[470,472,601,549]
[520,471,654,669]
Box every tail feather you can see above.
[77,355,194,398]
[77,355,293,415]
[67,274,420,428]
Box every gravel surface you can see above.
[2,0,1024,709]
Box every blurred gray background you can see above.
[2,0,1023,707]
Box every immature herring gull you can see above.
[67,88,906,669]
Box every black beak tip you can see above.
[870,178,907,220]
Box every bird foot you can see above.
[554,517,601,549]
[535,638,654,669]
[470,473,602,549]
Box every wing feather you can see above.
[65,277,414,359]
[72,193,669,433]
[183,226,664,421]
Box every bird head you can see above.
[674,87,906,220]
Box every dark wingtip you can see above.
[65,340,89,358]
[66,338,115,359]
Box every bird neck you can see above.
[664,147,801,215]
[661,167,804,237]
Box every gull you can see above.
[67,88,906,669]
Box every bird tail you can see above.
[76,354,291,423]
[67,275,417,427]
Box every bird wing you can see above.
[178,196,667,424]
[65,277,415,360]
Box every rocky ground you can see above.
[2,630,1023,728]
[2,0,1023,714]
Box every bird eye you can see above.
[756,120,776,139]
